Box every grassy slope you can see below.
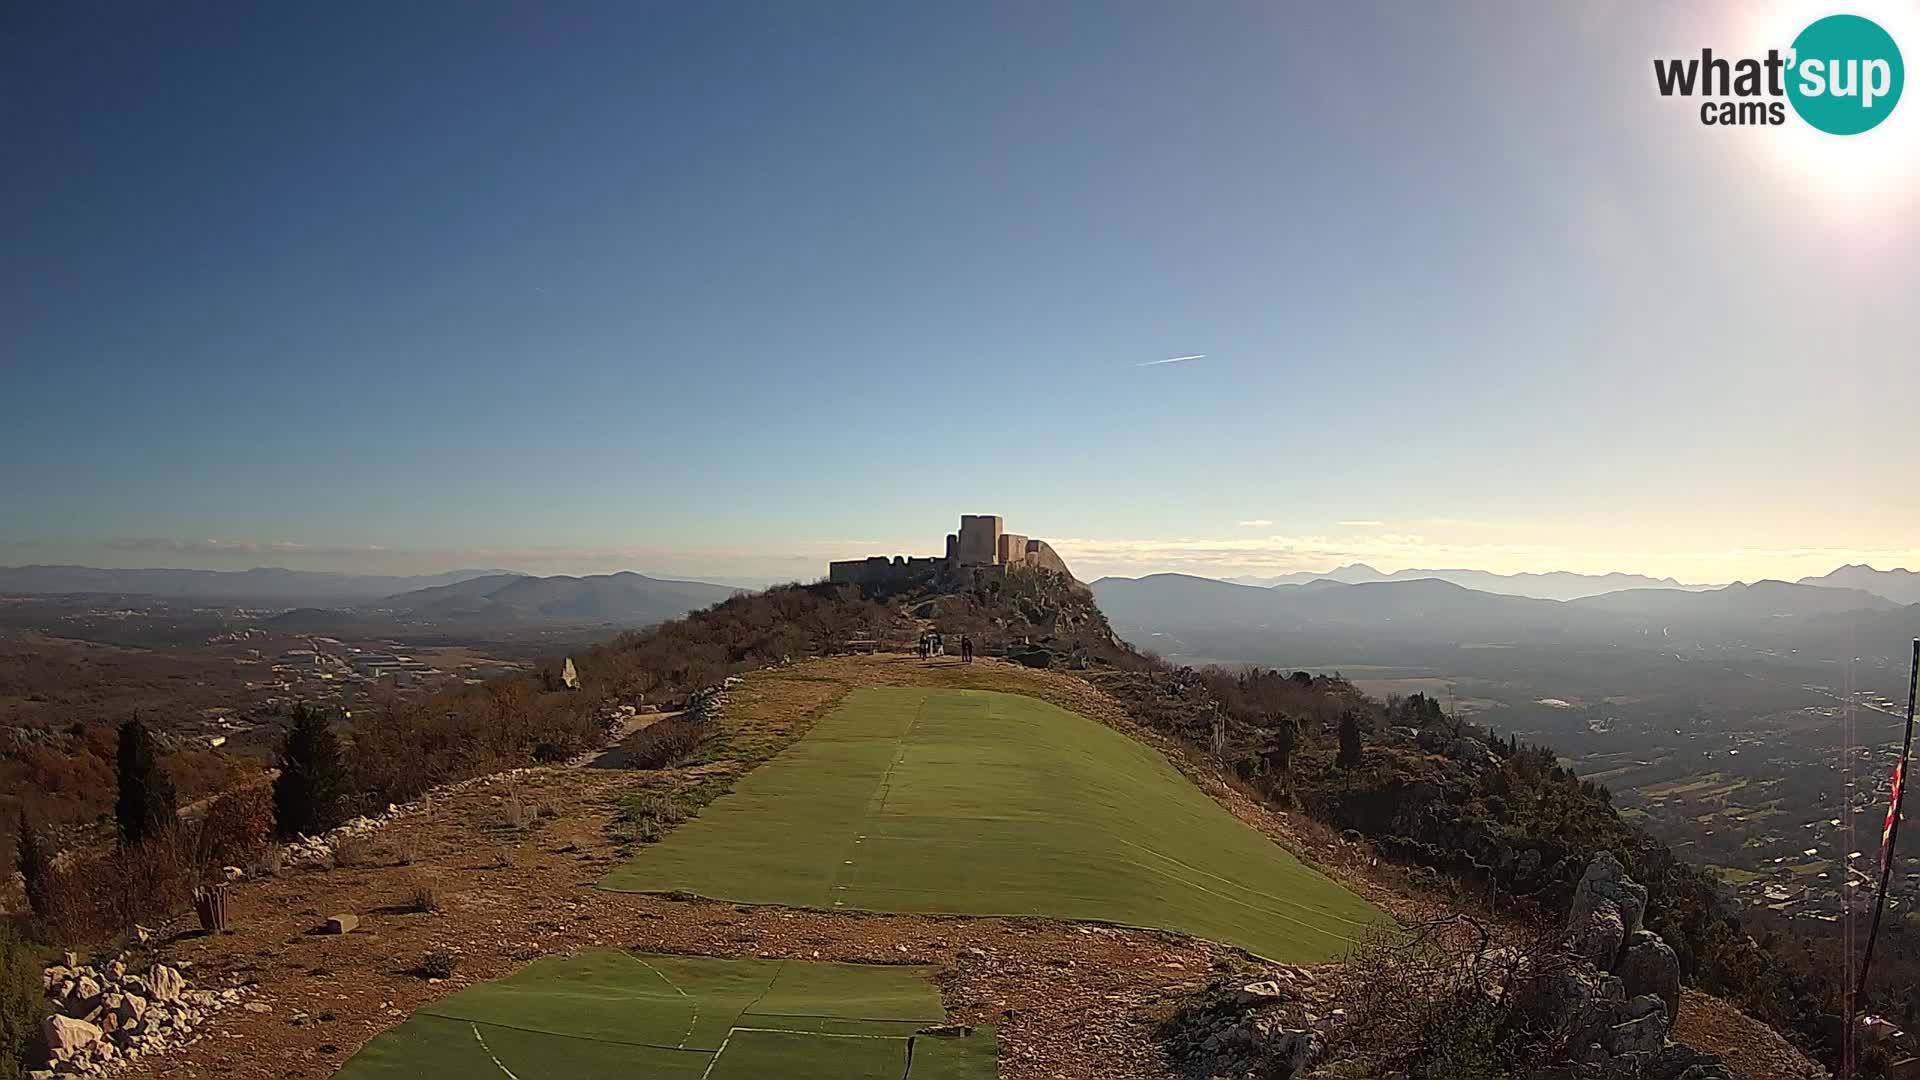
[603,686,1389,962]
[332,951,992,1079]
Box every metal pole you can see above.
[1855,639,1920,1005]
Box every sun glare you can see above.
[1737,1,1920,201]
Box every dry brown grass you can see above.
[330,834,374,868]
[406,881,439,913]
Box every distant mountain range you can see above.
[1224,563,1697,601]
[1093,574,1616,641]
[1796,564,1920,606]
[0,564,741,629]
[1092,572,1917,664]
[0,565,518,603]
[1568,579,1898,619]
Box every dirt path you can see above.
[570,709,676,769]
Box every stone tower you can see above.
[955,515,1003,566]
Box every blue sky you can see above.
[4,1,1918,584]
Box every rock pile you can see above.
[1158,965,1340,1079]
[35,953,247,1078]
[683,683,729,724]
[280,801,407,867]
[596,702,641,741]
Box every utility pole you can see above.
[1855,639,1919,1007]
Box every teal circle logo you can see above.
[1787,14,1904,134]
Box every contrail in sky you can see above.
[1135,354,1205,367]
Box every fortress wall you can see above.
[829,555,946,588]
[1023,539,1072,577]
[996,533,1029,565]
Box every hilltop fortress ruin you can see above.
[829,514,1078,590]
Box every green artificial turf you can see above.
[602,687,1390,962]
[331,952,994,1079]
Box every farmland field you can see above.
[332,951,993,1079]
[602,686,1389,961]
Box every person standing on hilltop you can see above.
[961,635,974,663]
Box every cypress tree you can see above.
[14,815,51,919]
[274,706,349,838]
[1336,711,1364,770]
[115,717,177,845]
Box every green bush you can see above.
[0,928,49,1079]
[1410,990,1506,1080]
[275,706,349,838]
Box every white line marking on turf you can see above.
[471,1023,522,1079]
[625,953,693,996]
[621,953,699,1047]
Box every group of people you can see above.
[917,632,976,663]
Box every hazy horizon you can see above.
[6,2,1918,589]
[2,537,1914,590]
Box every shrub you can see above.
[101,827,200,932]
[621,715,709,770]
[42,827,201,942]
[415,949,459,979]
[197,782,274,868]
[275,706,349,838]
[0,927,49,1080]
[408,882,439,913]
[251,843,287,878]
[116,717,178,846]
[500,789,531,830]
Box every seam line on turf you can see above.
[737,960,786,1022]
[823,693,928,905]
[420,1015,709,1054]
[729,1026,907,1039]
[739,1010,940,1024]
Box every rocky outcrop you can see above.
[1570,897,1626,970]
[1616,931,1680,1023]
[1570,851,1648,940]
[1520,853,1730,1080]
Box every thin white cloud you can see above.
[1237,519,1274,528]
[1337,520,1385,527]
[1134,354,1205,367]
[102,538,389,555]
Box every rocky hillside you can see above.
[7,570,1885,1079]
